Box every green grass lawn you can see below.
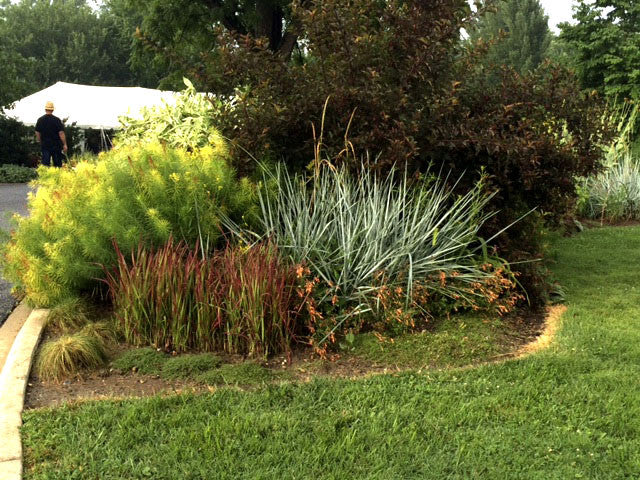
[22,226,640,479]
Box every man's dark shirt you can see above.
[35,114,64,150]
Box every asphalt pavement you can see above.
[0,183,32,326]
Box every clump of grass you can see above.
[577,154,640,222]
[161,354,222,380]
[105,238,307,356]
[111,348,168,375]
[36,333,107,382]
[195,362,273,386]
[46,297,92,333]
[80,321,118,345]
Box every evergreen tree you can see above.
[469,0,551,74]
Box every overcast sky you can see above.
[538,0,577,32]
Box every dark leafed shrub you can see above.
[223,8,610,305]
[138,0,612,304]
[0,114,39,167]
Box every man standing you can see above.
[35,101,67,167]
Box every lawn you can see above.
[22,226,640,479]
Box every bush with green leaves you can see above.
[0,164,37,183]
[0,114,39,167]
[116,78,225,150]
[1,140,257,307]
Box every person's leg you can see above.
[51,149,63,168]
[41,148,51,167]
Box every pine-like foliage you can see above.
[469,0,551,74]
[1,140,257,306]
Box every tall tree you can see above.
[560,0,640,100]
[0,0,152,106]
[104,0,298,89]
[468,0,551,74]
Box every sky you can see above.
[538,0,577,33]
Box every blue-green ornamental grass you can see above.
[21,226,640,478]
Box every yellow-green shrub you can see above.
[1,140,257,306]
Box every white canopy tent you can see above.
[3,81,178,129]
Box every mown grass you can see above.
[22,226,640,479]
[347,312,527,369]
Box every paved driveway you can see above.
[0,183,32,325]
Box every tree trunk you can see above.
[255,0,283,51]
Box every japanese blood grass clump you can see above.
[224,161,520,346]
[0,140,257,307]
[104,239,308,356]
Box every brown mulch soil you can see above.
[25,310,547,410]
[25,370,206,410]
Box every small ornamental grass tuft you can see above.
[36,333,107,382]
[45,297,93,333]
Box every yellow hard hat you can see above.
[45,101,54,111]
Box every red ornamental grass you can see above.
[104,238,306,356]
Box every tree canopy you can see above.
[468,0,551,74]
[0,0,158,106]
[560,0,640,100]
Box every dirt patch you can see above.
[25,371,207,409]
[24,308,556,410]
[580,218,640,229]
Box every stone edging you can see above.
[0,309,48,480]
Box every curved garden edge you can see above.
[0,307,48,480]
[515,304,566,358]
[0,303,566,480]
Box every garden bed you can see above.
[25,310,543,409]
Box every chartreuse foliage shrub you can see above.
[115,78,222,150]
[1,140,257,307]
[104,239,308,356]
[225,162,522,351]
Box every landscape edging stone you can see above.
[0,308,48,480]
